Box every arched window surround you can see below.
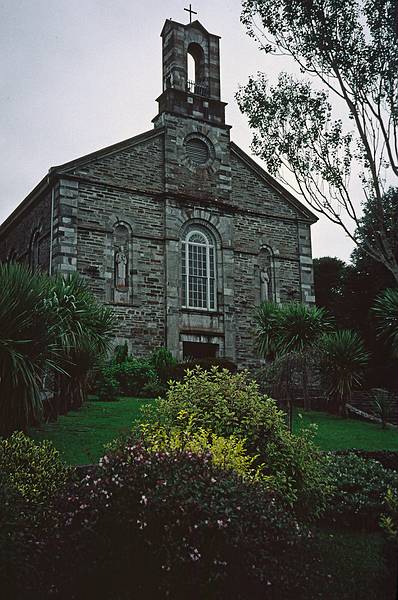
[181,226,217,311]
[29,228,41,269]
[186,42,208,96]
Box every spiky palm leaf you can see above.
[275,303,333,355]
[0,263,61,433]
[253,301,280,358]
[319,330,369,412]
[372,288,398,357]
[46,274,115,410]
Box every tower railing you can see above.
[186,79,209,97]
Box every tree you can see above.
[0,264,115,435]
[372,287,398,357]
[46,274,115,415]
[318,330,369,415]
[0,264,60,434]
[237,0,398,281]
[254,301,332,408]
[313,256,346,321]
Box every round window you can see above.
[185,137,210,165]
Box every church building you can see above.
[0,18,317,366]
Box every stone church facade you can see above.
[0,19,316,366]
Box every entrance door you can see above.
[183,342,218,360]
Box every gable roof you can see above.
[160,19,220,39]
[0,128,164,238]
[230,142,318,224]
[52,127,164,175]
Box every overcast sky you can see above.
[0,0,357,261]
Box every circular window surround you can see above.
[183,133,216,170]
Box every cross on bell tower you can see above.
[184,4,197,23]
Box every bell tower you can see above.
[153,19,227,127]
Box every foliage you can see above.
[238,0,398,280]
[254,301,332,408]
[318,330,369,413]
[95,357,159,399]
[45,273,115,412]
[372,287,398,357]
[380,487,398,540]
[0,264,115,434]
[96,366,119,401]
[141,367,331,516]
[0,263,60,434]
[313,257,347,322]
[0,432,68,508]
[136,415,264,482]
[314,253,397,390]
[113,341,128,364]
[32,443,331,600]
[323,452,398,528]
[253,300,280,358]
[149,346,177,382]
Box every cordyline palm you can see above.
[318,330,368,415]
[372,288,398,358]
[0,263,62,434]
[46,274,115,413]
[254,301,332,409]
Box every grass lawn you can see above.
[293,408,398,451]
[30,400,398,465]
[30,397,156,465]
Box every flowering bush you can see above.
[323,452,398,528]
[140,367,331,516]
[35,442,331,600]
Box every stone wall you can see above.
[0,121,316,367]
[0,187,52,271]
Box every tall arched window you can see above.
[182,228,216,310]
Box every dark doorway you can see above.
[183,342,218,360]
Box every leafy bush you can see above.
[34,442,331,600]
[140,367,331,516]
[149,346,177,382]
[113,341,129,364]
[96,366,119,401]
[0,433,68,597]
[95,357,159,399]
[0,431,68,508]
[323,452,398,528]
[128,416,264,482]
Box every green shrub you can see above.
[134,416,264,481]
[0,432,68,597]
[149,346,177,382]
[0,431,68,508]
[95,357,159,398]
[96,366,119,401]
[323,452,398,528]
[113,341,129,364]
[115,358,157,396]
[140,367,331,517]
